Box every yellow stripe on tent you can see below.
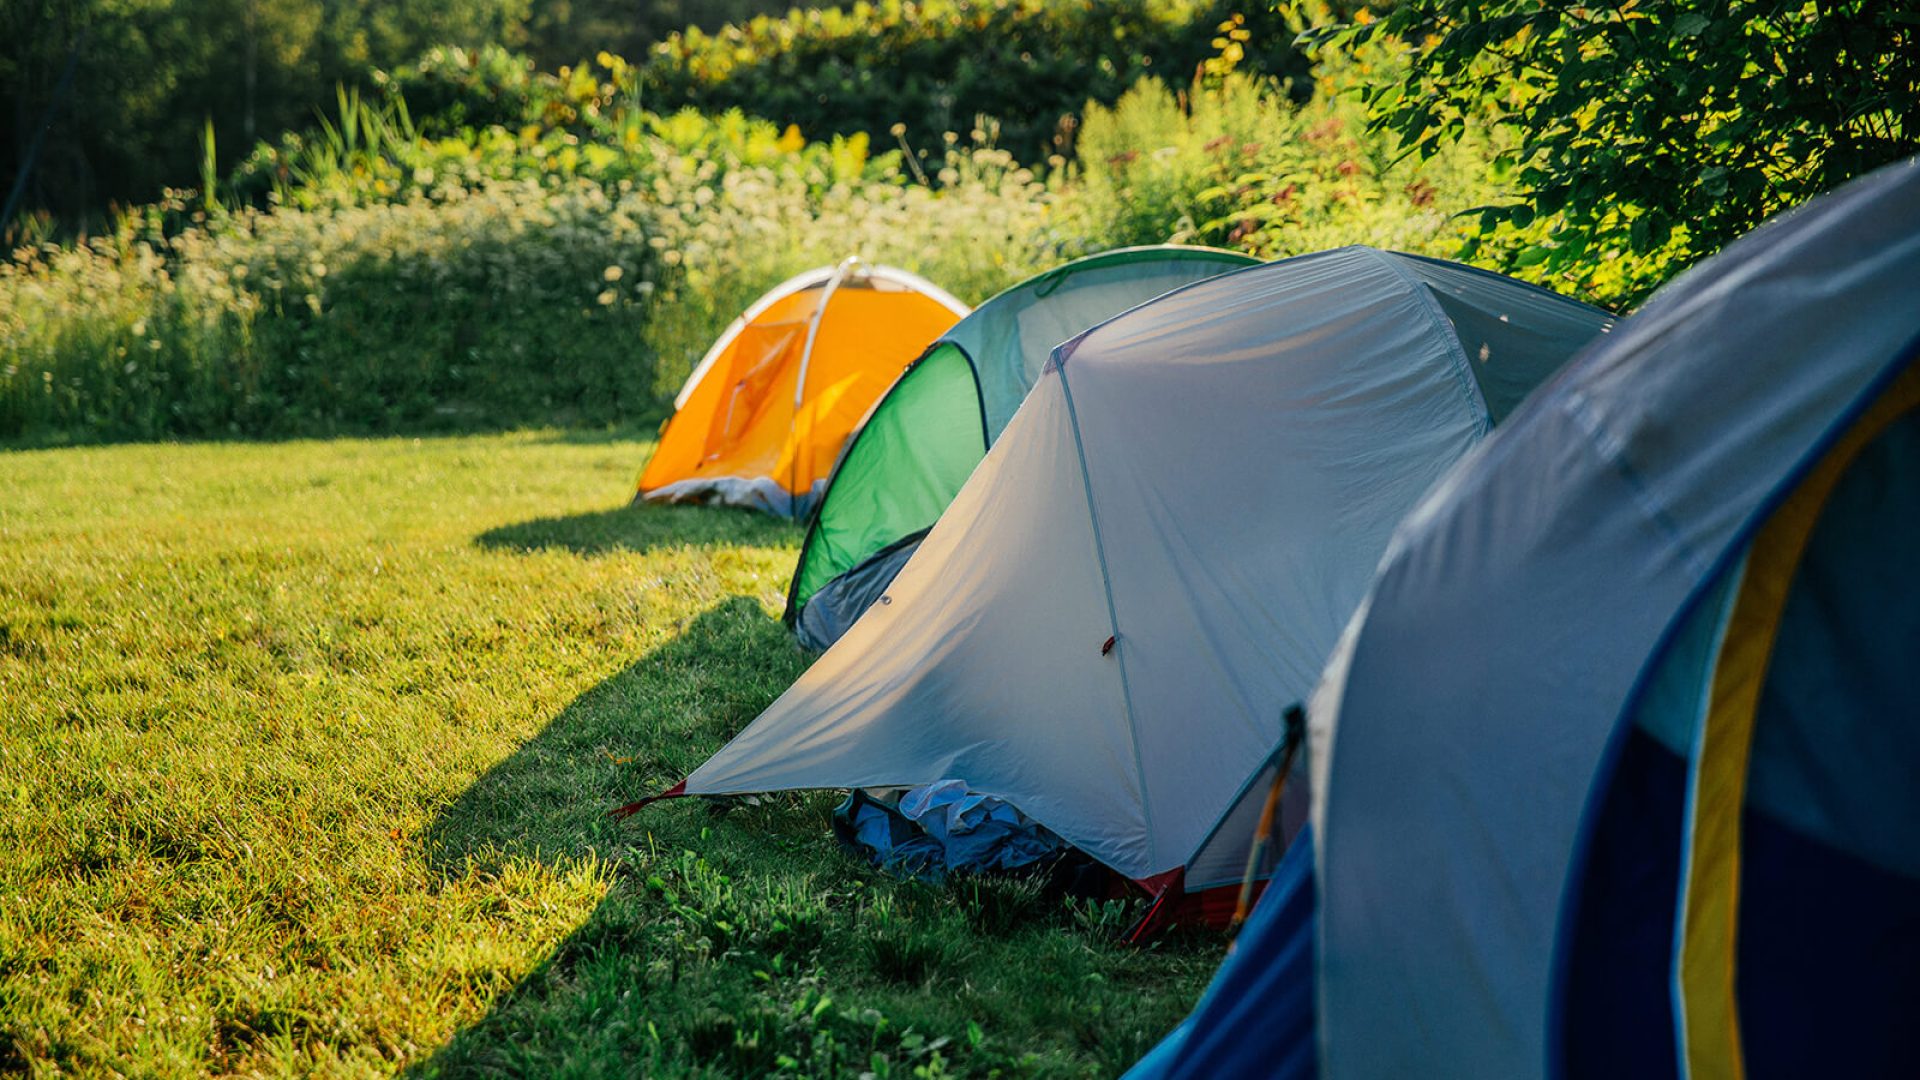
[1676,362,1920,1080]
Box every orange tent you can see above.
[638,259,970,517]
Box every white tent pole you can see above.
[796,256,860,411]
[671,265,839,413]
[790,256,862,505]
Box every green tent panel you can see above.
[790,341,988,616]
[785,245,1261,646]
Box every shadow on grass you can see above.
[409,596,822,1076]
[409,600,1203,1077]
[423,596,803,879]
[475,500,797,558]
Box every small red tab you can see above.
[610,778,688,819]
[1101,635,1116,656]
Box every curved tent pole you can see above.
[669,265,840,412]
[794,257,862,412]
[638,265,840,499]
[790,256,864,509]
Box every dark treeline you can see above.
[1,0,788,229]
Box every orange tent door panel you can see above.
[638,260,969,517]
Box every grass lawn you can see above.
[0,431,1216,1078]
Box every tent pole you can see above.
[790,255,860,514]
[1229,704,1306,934]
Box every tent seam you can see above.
[1539,343,1920,1079]
[1365,248,1495,433]
[1055,361,1158,874]
[952,342,993,451]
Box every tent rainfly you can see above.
[657,247,1613,910]
[1127,159,1920,1080]
[637,259,969,517]
[785,246,1260,649]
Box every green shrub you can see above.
[1,92,1065,445]
[1064,64,1499,263]
[1,180,660,442]
[639,0,1318,165]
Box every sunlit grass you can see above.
[0,432,1214,1077]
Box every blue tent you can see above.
[1130,157,1920,1079]
[1127,833,1319,1079]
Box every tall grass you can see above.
[1068,73,1495,258]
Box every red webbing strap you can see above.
[610,778,688,819]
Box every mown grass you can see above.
[0,432,1215,1077]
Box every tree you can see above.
[1,0,527,232]
[1308,0,1920,297]
[518,0,792,71]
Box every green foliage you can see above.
[2,180,660,441]
[0,433,1219,1075]
[2,78,1065,445]
[1308,0,1920,304]
[1,0,531,230]
[639,0,1318,165]
[1066,63,1501,266]
[518,0,794,72]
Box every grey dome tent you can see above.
[785,246,1259,650]
[659,247,1613,908]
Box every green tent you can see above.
[783,245,1260,648]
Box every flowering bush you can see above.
[6,13,1653,446]
[0,100,1068,443]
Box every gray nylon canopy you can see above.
[787,246,1259,650]
[683,247,1613,883]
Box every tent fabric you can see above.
[794,530,925,651]
[1295,159,1920,1080]
[637,260,968,517]
[785,246,1259,641]
[682,246,1612,885]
